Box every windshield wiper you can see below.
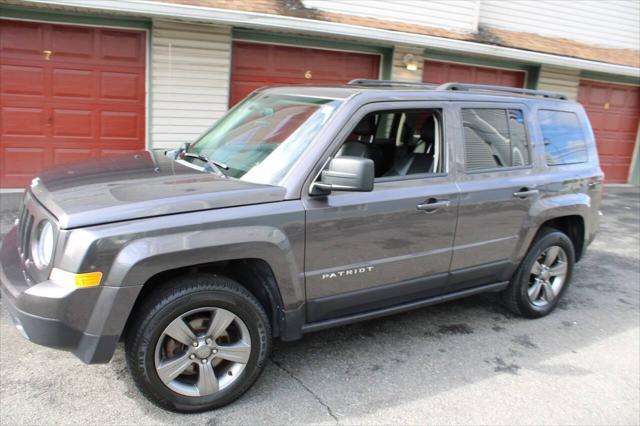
[181,152,228,177]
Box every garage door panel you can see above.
[344,54,380,77]
[500,72,524,87]
[597,139,636,156]
[599,157,631,182]
[579,79,640,183]
[100,149,141,158]
[52,108,94,138]
[53,148,95,165]
[422,60,525,88]
[603,114,621,131]
[628,91,640,108]
[308,51,344,74]
[619,114,640,132]
[1,106,46,136]
[588,86,608,104]
[1,64,46,96]
[99,30,145,65]
[0,21,45,60]
[273,47,308,75]
[423,65,447,84]
[448,64,473,82]
[232,43,270,74]
[230,41,380,107]
[585,110,606,128]
[0,20,146,188]
[100,110,141,140]
[100,71,142,101]
[2,147,47,176]
[609,88,629,108]
[51,68,94,99]
[50,25,95,62]
[476,68,500,85]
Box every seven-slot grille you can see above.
[17,205,34,261]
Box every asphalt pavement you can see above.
[0,187,638,425]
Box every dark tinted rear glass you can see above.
[538,110,588,165]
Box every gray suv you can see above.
[0,81,603,412]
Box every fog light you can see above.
[50,268,103,288]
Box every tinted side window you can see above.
[538,110,588,165]
[462,108,531,171]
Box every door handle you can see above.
[417,199,450,213]
[513,189,539,199]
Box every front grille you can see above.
[17,206,34,261]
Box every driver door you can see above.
[302,102,460,322]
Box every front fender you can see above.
[108,225,303,308]
[57,201,306,310]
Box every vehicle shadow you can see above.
[109,252,637,424]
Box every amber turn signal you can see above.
[50,268,103,288]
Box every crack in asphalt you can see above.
[270,357,339,424]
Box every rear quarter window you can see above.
[538,110,588,165]
[462,108,531,171]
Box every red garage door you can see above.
[578,80,640,183]
[0,20,146,188]
[230,41,380,106]
[423,59,525,88]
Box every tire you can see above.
[502,227,575,318]
[125,274,271,412]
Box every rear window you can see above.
[538,110,588,165]
[462,108,531,171]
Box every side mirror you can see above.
[312,156,374,195]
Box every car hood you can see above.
[29,151,286,229]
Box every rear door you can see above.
[449,102,546,291]
[302,101,459,322]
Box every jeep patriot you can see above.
[0,81,603,412]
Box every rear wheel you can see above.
[125,274,271,412]
[502,228,575,318]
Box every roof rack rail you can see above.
[348,79,437,88]
[437,82,568,100]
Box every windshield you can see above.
[188,92,343,185]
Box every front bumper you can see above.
[1,226,141,363]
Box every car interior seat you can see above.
[384,115,436,176]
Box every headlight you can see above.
[33,220,54,268]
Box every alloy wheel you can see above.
[528,245,568,307]
[154,307,251,397]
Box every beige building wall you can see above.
[151,20,232,149]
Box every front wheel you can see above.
[502,228,575,318]
[125,274,271,412]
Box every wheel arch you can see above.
[101,225,305,350]
[515,193,590,265]
[123,258,288,341]
[536,215,585,261]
